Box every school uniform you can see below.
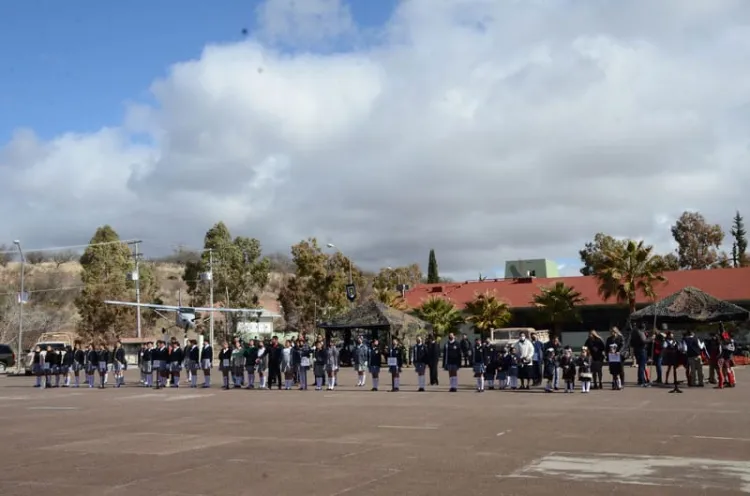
[559,355,576,392]
[255,348,269,388]
[170,345,184,387]
[32,351,44,388]
[244,345,258,388]
[578,355,593,393]
[484,344,498,389]
[353,343,369,373]
[496,351,512,389]
[443,339,462,392]
[412,343,428,391]
[61,348,73,387]
[280,347,293,389]
[141,348,153,386]
[296,344,312,390]
[543,354,556,392]
[608,350,623,390]
[508,353,520,389]
[472,343,490,392]
[218,348,232,389]
[187,345,200,387]
[267,343,283,390]
[201,344,213,370]
[47,350,60,387]
[718,339,736,388]
[97,349,110,388]
[155,345,169,388]
[113,347,126,387]
[313,348,328,390]
[72,348,85,387]
[325,346,339,390]
[387,346,404,392]
[85,349,98,387]
[368,345,382,391]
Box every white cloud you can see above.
[3,0,750,280]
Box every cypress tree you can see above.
[731,211,748,267]
[427,249,439,283]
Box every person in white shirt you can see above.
[514,332,534,390]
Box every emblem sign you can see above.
[345,284,357,302]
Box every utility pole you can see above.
[13,240,25,374]
[132,241,142,339]
[208,249,214,348]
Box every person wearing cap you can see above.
[368,338,383,391]
[443,333,462,392]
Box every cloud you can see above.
[3,0,750,280]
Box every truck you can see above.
[488,327,549,350]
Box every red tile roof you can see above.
[404,267,750,310]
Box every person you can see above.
[97,344,109,389]
[584,330,606,389]
[353,335,369,387]
[683,330,705,387]
[281,340,294,390]
[218,341,232,390]
[169,340,184,388]
[426,334,440,386]
[244,339,258,389]
[460,334,471,367]
[496,346,510,389]
[543,348,556,393]
[607,343,622,390]
[443,333,462,392]
[296,337,312,390]
[61,345,73,387]
[530,332,544,386]
[705,333,721,385]
[186,339,200,388]
[514,332,534,390]
[484,339,498,390]
[369,338,382,391]
[578,348,593,393]
[717,331,736,389]
[201,339,213,388]
[141,342,153,388]
[32,345,44,388]
[508,347,519,390]
[256,341,268,389]
[47,346,61,388]
[268,336,283,390]
[156,340,169,389]
[325,340,340,390]
[313,341,327,391]
[653,329,665,384]
[606,327,625,387]
[412,336,428,392]
[472,338,485,392]
[631,323,652,387]
[113,341,126,388]
[85,343,98,388]
[72,342,85,388]
[560,346,576,393]
[387,337,404,392]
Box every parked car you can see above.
[0,344,16,373]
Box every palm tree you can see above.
[531,282,586,338]
[374,289,409,311]
[464,291,512,339]
[594,239,667,314]
[414,297,465,337]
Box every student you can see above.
[201,339,213,388]
[472,338,485,392]
[608,343,623,390]
[85,343,98,388]
[267,336,283,390]
[43,346,54,388]
[560,346,576,393]
[387,338,404,392]
[443,333,462,392]
[244,339,258,389]
[543,348,556,393]
[508,347,519,390]
[141,342,153,387]
[497,346,511,390]
[153,340,166,389]
[48,346,61,388]
[313,341,327,391]
[281,340,294,390]
[325,341,339,391]
[72,342,85,388]
[218,341,232,390]
[578,347,593,393]
[353,335,369,387]
[32,346,43,388]
[59,345,72,387]
[368,338,382,391]
[256,341,268,389]
[187,339,200,388]
[718,332,736,389]
[484,339,498,390]
[296,338,312,390]
[169,340,184,387]
[97,344,109,389]
[412,336,428,392]
[113,341,126,388]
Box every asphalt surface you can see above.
[1,367,749,496]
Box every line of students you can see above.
[31,341,127,389]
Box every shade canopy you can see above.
[630,286,750,324]
[318,300,432,337]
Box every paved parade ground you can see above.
[1,369,749,496]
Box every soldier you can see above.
[201,338,213,388]
[443,333,462,392]
[387,337,404,392]
[412,336,428,392]
[368,338,383,391]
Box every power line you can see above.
[0,278,208,297]
[0,239,140,255]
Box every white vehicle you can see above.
[489,328,549,349]
[24,332,75,375]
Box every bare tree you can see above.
[25,251,47,264]
[52,250,78,268]
[0,245,13,267]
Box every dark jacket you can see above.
[443,340,461,368]
[412,343,428,364]
[368,345,382,368]
[584,337,606,362]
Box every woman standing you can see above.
[325,341,339,390]
[605,327,625,387]
[387,338,404,392]
[584,330,606,390]
[113,341,126,388]
[256,341,269,389]
[72,342,85,388]
[281,340,294,390]
[412,336,428,392]
[218,341,232,390]
[231,340,246,389]
[313,341,327,391]
[97,344,109,389]
[296,338,312,390]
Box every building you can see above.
[504,259,559,278]
[404,266,750,333]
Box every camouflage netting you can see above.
[630,287,749,323]
[319,300,432,339]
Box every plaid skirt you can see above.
[170,362,182,372]
[185,360,199,371]
[368,365,380,375]
[414,363,426,374]
[201,359,212,369]
[72,363,84,372]
[355,362,368,372]
[113,362,124,372]
[98,363,108,372]
[473,363,486,376]
[141,362,153,374]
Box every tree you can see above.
[75,225,134,341]
[137,261,164,328]
[277,238,368,333]
[372,264,422,292]
[183,222,271,335]
[414,297,464,337]
[731,211,748,267]
[463,291,511,339]
[52,250,77,268]
[593,239,666,315]
[374,289,409,311]
[671,211,724,269]
[531,282,585,338]
[579,233,628,276]
[25,251,47,264]
[158,246,201,265]
[0,245,12,267]
[658,253,680,272]
[427,249,439,283]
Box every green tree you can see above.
[671,211,724,269]
[182,222,271,334]
[137,262,164,328]
[75,225,133,341]
[464,291,512,339]
[414,297,464,337]
[593,239,666,315]
[531,282,586,338]
[731,211,748,267]
[658,253,680,271]
[579,233,627,276]
[374,289,409,311]
[372,264,422,292]
[427,249,439,283]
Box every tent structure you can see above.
[629,286,750,324]
[318,300,432,341]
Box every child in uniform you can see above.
[244,339,258,389]
[560,346,576,393]
[326,341,340,391]
[368,338,382,391]
[141,342,153,387]
[508,347,519,390]
[47,346,60,388]
[496,346,510,390]
[97,344,109,389]
[85,343,98,388]
[543,348,556,392]
[472,338,486,392]
[201,339,213,388]
[187,339,200,388]
[219,341,232,390]
[32,346,44,388]
[297,338,312,390]
[61,345,73,387]
[113,341,126,387]
[387,338,404,392]
[255,341,268,389]
[578,347,593,393]
[608,343,623,390]
[313,341,327,391]
[72,342,85,388]
[169,340,184,387]
[484,340,497,390]
[412,336,428,392]
[281,340,293,390]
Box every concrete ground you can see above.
[1,368,749,496]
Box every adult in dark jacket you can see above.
[683,331,705,387]
[530,333,544,386]
[631,323,652,387]
[412,336,428,391]
[426,335,440,386]
[584,330,606,389]
[267,336,283,390]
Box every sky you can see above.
[1,0,750,281]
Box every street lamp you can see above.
[326,243,352,284]
[13,240,25,373]
[387,266,407,298]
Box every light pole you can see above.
[387,266,406,298]
[197,249,215,347]
[13,240,25,373]
[326,243,352,284]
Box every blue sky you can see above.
[0,0,398,143]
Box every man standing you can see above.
[514,332,534,390]
[631,323,652,387]
[530,333,544,386]
[460,334,471,367]
[426,334,440,386]
[683,331,705,387]
[267,336,283,390]
[443,333,462,392]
